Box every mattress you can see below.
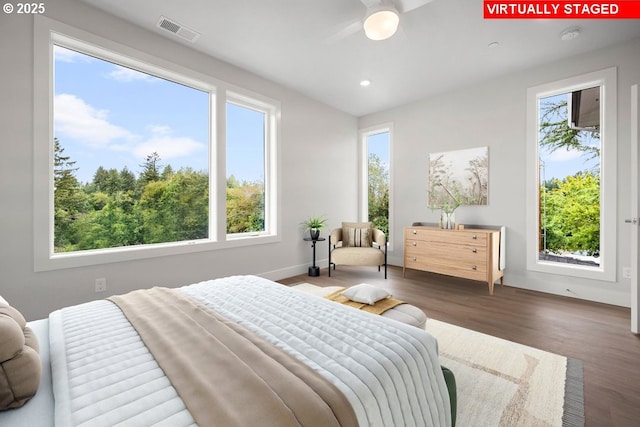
[1,275,451,426]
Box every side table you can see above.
[303,237,325,277]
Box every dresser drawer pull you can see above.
[472,265,478,270]
[412,229,417,235]
[412,241,417,246]
[472,234,477,240]
[412,256,417,262]
[472,248,477,253]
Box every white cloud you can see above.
[147,125,172,136]
[54,93,137,147]
[54,94,204,164]
[545,148,583,162]
[108,65,156,83]
[133,135,206,161]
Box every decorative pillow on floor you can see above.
[341,283,391,305]
[0,299,41,410]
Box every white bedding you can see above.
[9,275,451,427]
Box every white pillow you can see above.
[340,283,390,305]
[0,295,7,305]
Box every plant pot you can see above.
[310,229,320,240]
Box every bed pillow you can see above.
[0,300,41,411]
[342,222,373,247]
[340,283,391,305]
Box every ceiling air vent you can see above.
[156,16,200,43]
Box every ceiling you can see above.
[79,0,640,117]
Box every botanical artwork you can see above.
[428,147,488,210]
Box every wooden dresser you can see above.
[403,226,504,295]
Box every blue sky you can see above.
[54,46,264,184]
[367,131,389,167]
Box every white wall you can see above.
[0,1,358,320]
[360,38,640,307]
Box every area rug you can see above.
[425,318,584,427]
[290,283,584,427]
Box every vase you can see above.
[440,211,455,229]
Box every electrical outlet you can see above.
[95,277,107,292]
[623,267,632,279]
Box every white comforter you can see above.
[50,275,451,427]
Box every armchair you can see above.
[328,222,387,278]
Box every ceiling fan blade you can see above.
[394,0,435,14]
[324,19,363,44]
[359,0,384,9]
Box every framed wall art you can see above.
[428,146,489,209]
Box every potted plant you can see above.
[301,216,328,240]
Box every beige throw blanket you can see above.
[109,287,358,427]
[325,288,405,315]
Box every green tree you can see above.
[138,169,209,243]
[541,172,600,256]
[539,97,600,161]
[53,138,88,251]
[368,153,389,236]
[226,176,264,234]
[138,152,162,188]
[72,191,142,250]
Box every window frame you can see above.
[525,67,617,281]
[359,123,393,246]
[33,16,280,272]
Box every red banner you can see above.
[484,1,640,18]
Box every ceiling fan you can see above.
[327,0,435,42]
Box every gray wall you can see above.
[359,38,640,307]
[0,1,358,320]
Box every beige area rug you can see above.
[290,283,584,427]
[425,319,584,427]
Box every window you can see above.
[526,68,617,281]
[226,99,268,236]
[360,125,392,239]
[52,45,211,253]
[34,18,280,271]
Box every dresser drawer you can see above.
[404,255,488,281]
[405,251,487,272]
[405,227,488,246]
[405,240,487,262]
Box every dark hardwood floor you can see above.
[279,265,640,427]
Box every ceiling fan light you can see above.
[363,8,400,41]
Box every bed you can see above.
[1,275,453,426]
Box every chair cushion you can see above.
[331,246,384,266]
[340,283,391,305]
[342,222,373,247]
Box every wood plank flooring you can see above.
[278,265,640,427]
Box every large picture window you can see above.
[34,18,279,270]
[526,68,617,281]
[53,45,211,253]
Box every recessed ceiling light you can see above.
[560,27,581,41]
[360,80,371,87]
[488,41,499,49]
